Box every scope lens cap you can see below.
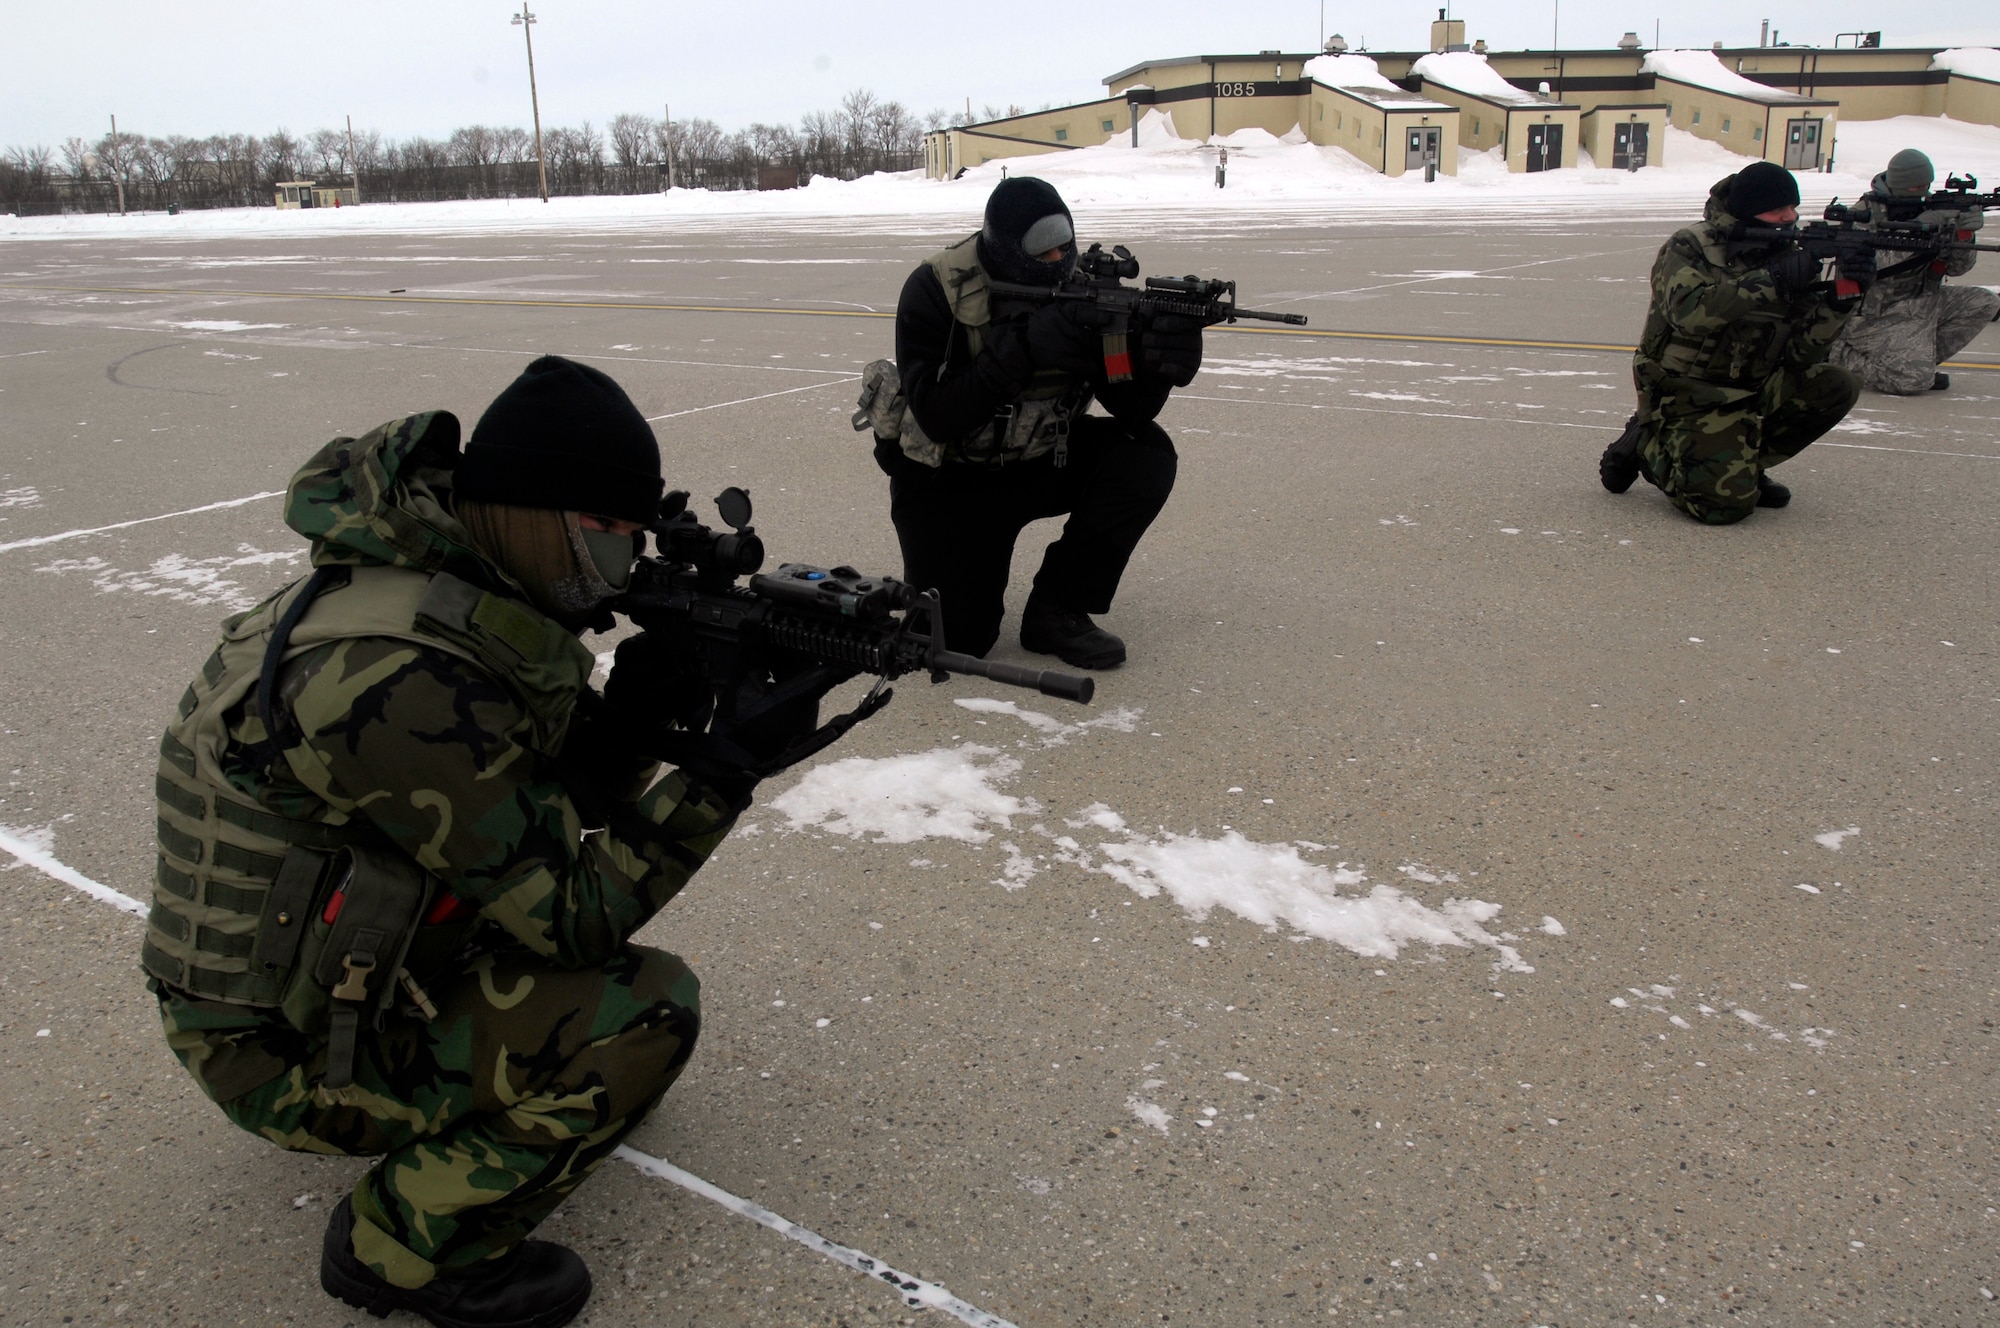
[715,486,753,530]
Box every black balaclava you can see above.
[1725,161,1801,222]
[977,176,1078,285]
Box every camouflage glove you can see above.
[1763,248,1819,297]
[1136,314,1204,387]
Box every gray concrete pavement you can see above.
[1,211,1997,1327]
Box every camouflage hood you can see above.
[284,410,496,584]
[1692,175,1749,263]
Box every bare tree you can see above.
[839,88,880,173]
[307,128,349,176]
[263,129,301,185]
[607,112,655,192]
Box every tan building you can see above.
[274,180,359,209]
[1578,103,1670,170]
[922,41,1998,181]
[1407,56,1581,171]
[1308,82,1461,178]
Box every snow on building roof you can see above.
[1302,53,1400,92]
[1641,49,1818,103]
[1929,48,2000,82]
[1411,51,1553,105]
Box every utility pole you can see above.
[109,113,126,215]
[512,5,550,203]
[346,114,361,203]
[663,102,675,190]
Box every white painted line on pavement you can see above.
[617,1146,1020,1328]
[0,491,285,553]
[0,828,147,916]
[2,831,1018,1328]
[1818,441,2000,461]
[644,376,855,421]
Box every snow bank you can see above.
[1643,49,1790,99]
[1303,53,1401,92]
[1930,47,2000,83]
[1830,114,2000,182]
[8,111,1995,240]
[1412,51,1543,104]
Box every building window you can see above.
[1692,109,1701,125]
[1054,127,1069,142]
[1721,117,1732,133]
[1316,103,1324,121]
[1101,119,1114,132]
[1472,117,1480,136]
[1752,125,1763,141]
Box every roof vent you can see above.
[1472,37,1488,53]
[1618,31,1641,50]
[1324,32,1348,53]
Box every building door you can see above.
[1526,123,1562,172]
[1611,121,1649,170]
[1783,118,1823,170]
[1403,126,1440,171]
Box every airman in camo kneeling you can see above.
[143,357,802,1328]
[1600,163,1872,523]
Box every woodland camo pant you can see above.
[219,945,698,1288]
[1638,361,1861,524]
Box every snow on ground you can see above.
[8,105,1997,242]
[767,703,1553,974]
[1829,115,2000,182]
[35,544,303,611]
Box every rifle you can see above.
[1739,199,2000,297]
[987,242,1307,383]
[1924,173,2000,212]
[609,487,1093,783]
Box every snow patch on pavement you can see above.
[36,544,303,611]
[1815,826,1861,851]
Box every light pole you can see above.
[512,5,550,203]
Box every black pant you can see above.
[876,416,1178,657]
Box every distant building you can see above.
[922,30,1999,179]
[274,180,359,209]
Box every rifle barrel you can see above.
[930,649,1094,703]
[1230,306,1310,326]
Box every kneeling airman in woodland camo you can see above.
[144,357,811,1328]
[1600,162,1873,523]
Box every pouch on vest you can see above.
[278,843,438,1090]
[852,359,905,441]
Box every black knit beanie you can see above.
[457,355,664,525]
[1725,162,1800,220]
[979,176,1077,285]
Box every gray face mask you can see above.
[579,526,637,590]
[550,520,636,614]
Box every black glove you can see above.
[1762,248,1820,297]
[1136,314,1204,386]
[603,628,715,740]
[1834,245,1877,294]
[723,671,823,767]
[1022,301,1106,378]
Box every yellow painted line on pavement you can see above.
[7,282,1996,369]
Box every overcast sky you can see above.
[5,1,1994,148]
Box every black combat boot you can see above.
[1755,473,1791,509]
[1020,595,1126,669]
[320,1195,593,1328]
[1931,372,1950,391]
[1598,413,1643,493]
